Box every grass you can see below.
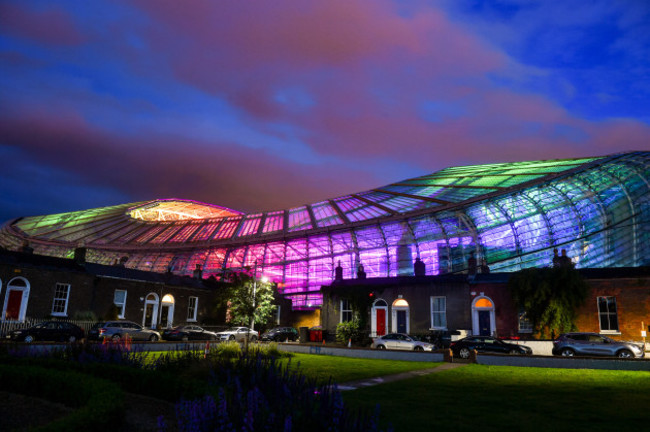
[282,353,441,384]
[341,363,650,432]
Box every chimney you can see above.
[73,247,86,264]
[413,257,425,276]
[193,264,203,280]
[334,260,343,281]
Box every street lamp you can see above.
[250,260,269,332]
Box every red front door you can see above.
[5,290,23,320]
[376,308,386,336]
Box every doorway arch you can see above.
[2,277,30,322]
[391,297,410,334]
[472,296,495,336]
[371,299,388,337]
[142,293,159,329]
[160,294,175,329]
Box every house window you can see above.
[51,283,70,316]
[187,296,198,322]
[114,290,127,319]
[340,299,353,323]
[518,310,533,333]
[430,296,447,329]
[598,296,619,332]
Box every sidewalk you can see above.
[336,362,466,391]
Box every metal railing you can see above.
[0,318,97,338]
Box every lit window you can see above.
[340,299,353,323]
[187,296,198,322]
[430,296,447,329]
[114,290,127,319]
[598,296,619,332]
[518,310,533,333]
[51,283,70,316]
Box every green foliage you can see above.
[226,272,277,328]
[336,319,371,346]
[72,310,98,321]
[509,266,590,338]
[0,364,124,432]
[215,340,242,358]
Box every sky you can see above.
[1,0,649,222]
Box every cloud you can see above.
[0,2,86,45]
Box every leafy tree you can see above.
[509,266,589,339]
[226,272,277,330]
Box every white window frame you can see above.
[518,309,533,333]
[430,296,447,330]
[597,296,619,334]
[51,283,70,317]
[114,290,127,319]
[340,299,353,323]
[187,296,198,322]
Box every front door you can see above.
[144,303,156,328]
[397,310,407,333]
[478,310,491,336]
[376,309,386,336]
[5,290,23,320]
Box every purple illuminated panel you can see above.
[149,225,183,244]
[288,206,312,232]
[204,248,227,273]
[192,222,221,241]
[311,202,343,227]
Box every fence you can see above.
[0,318,97,338]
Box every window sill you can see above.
[600,331,621,335]
[187,319,197,323]
[429,327,448,331]
[51,313,67,317]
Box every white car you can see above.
[371,333,435,351]
[216,327,259,342]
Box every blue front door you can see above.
[478,310,491,336]
[397,310,407,333]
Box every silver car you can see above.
[552,332,644,358]
[371,333,435,351]
[216,327,259,342]
[88,321,161,342]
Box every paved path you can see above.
[336,362,466,391]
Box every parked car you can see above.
[162,325,218,341]
[371,333,435,351]
[7,321,85,343]
[260,327,299,342]
[552,332,645,358]
[215,327,259,342]
[87,321,161,341]
[450,336,532,358]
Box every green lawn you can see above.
[342,363,650,432]
[280,353,441,384]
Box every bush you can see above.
[336,319,370,346]
[0,364,124,432]
[215,340,241,358]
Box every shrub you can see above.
[336,319,370,346]
[215,340,241,358]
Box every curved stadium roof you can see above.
[1,151,649,309]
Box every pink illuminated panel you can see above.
[236,214,262,237]
[262,211,284,234]
[213,218,241,240]
[192,222,221,242]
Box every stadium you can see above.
[1,151,648,310]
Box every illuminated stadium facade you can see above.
[1,151,649,310]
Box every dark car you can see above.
[552,332,644,358]
[261,327,299,342]
[162,325,218,341]
[87,321,161,341]
[450,336,532,359]
[7,321,84,343]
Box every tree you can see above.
[509,266,589,339]
[226,272,277,330]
